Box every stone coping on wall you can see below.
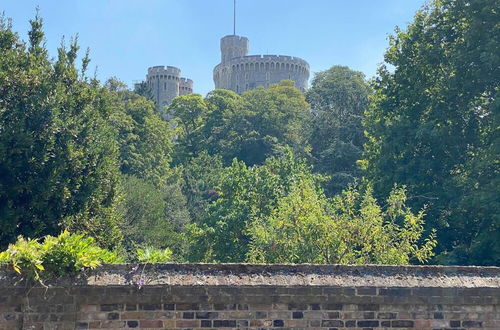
[1,263,498,288]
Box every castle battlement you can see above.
[142,66,193,111]
[214,35,310,93]
[148,65,181,76]
[180,77,194,85]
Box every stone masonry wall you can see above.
[0,264,499,329]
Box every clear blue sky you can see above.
[4,0,427,96]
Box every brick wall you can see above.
[0,264,499,329]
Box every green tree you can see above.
[187,150,321,262]
[202,89,245,159]
[0,14,121,249]
[306,66,371,195]
[133,81,154,102]
[236,81,311,165]
[170,81,311,167]
[248,182,436,265]
[180,152,224,224]
[362,0,499,264]
[105,79,190,259]
[169,94,209,164]
[106,78,175,186]
[118,175,189,259]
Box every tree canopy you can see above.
[0,14,121,249]
[362,0,499,265]
[307,66,371,195]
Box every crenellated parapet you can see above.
[142,66,194,111]
[214,35,310,93]
[179,77,194,95]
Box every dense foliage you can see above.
[0,231,120,280]
[169,81,310,166]
[0,0,498,270]
[362,0,499,265]
[0,14,122,249]
[307,66,371,195]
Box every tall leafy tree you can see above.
[105,79,190,257]
[362,0,499,265]
[106,78,175,186]
[169,94,209,164]
[170,81,311,167]
[0,14,122,248]
[307,66,371,195]
[237,80,311,165]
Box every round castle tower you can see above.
[220,35,249,63]
[145,66,194,108]
[213,35,309,93]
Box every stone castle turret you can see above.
[213,35,310,93]
[142,66,193,108]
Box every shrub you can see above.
[0,231,120,280]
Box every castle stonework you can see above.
[213,35,310,93]
[144,66,193,107]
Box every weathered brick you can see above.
[273,319,284,327]
[379,287,411,296]
[462,320,482,327]
[322,319,344,327]
[357,287,377,296]
[213,319,237,327]
[392,320,415,327]
[126,320,138,328]
[324,304,343,310]
[357,320,379,327]
[200,319,211,327]
[381,320,391,327]
[183,311,194,319]
[175,319,198,328]
[255,311,267,319]
[100,320,126,328]
[195,311,217,319]
[88,321,100,328]
[100,304,123,312]
[310,303,321,310]
[288,303,307,310]
[106,313,119,320]
[75,322,88,329]
[357,304,380,311]
[363,311,375,319]
[309,319,321,327]
[434,311,444,319]
[237,320,249,327]
[378,312,397,319]
[176,303,199,310]
[162,303,174,310]
[138,303,161,311]
[328,311,340,319]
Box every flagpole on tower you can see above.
[233,0,236,35]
